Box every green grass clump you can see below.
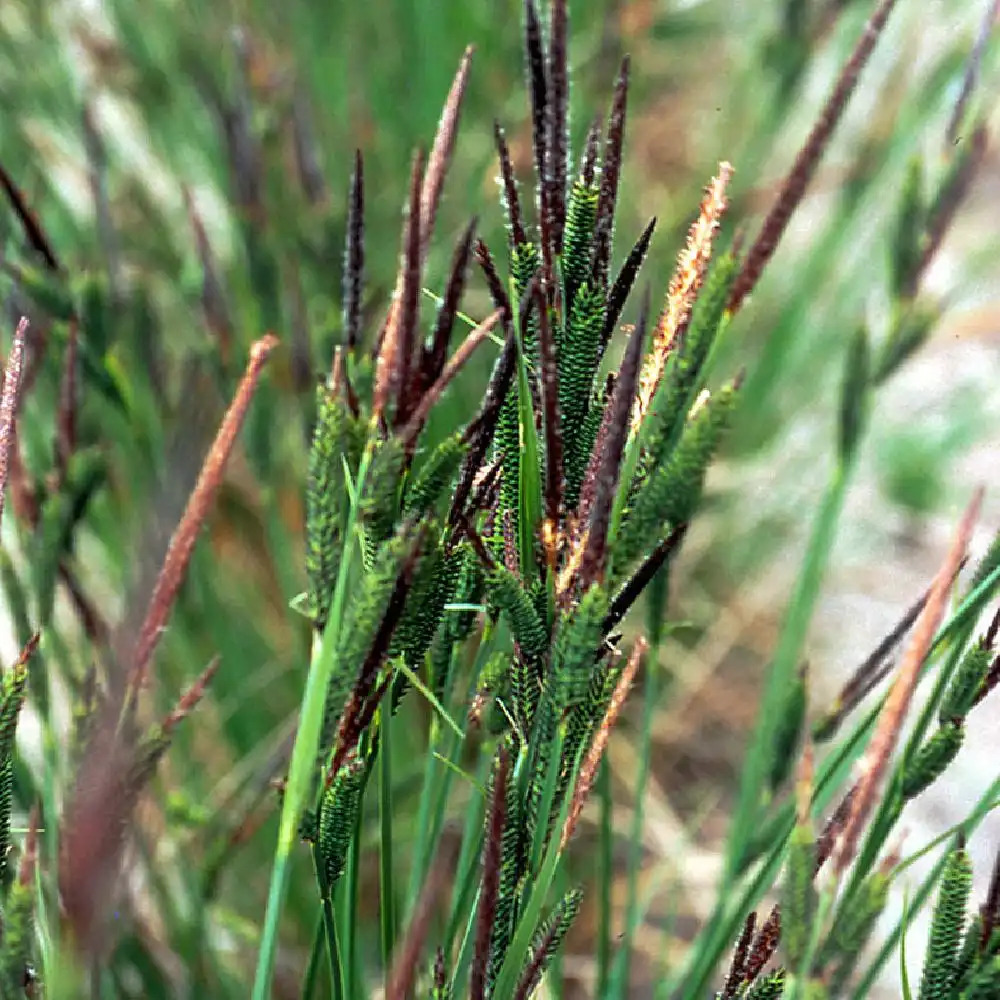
[0,0,996,998]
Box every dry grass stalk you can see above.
[560,637,647,852]
[130,334,279,689]
[833,486,982,875]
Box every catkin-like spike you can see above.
[940,643,991,723]
[545,0,569,262]
[964,957,1000,1000]
[561,179,600,324]
[392,534,453,670]
[822,870,890,992]
[512,887,584,1000]
[902,721,964,801]
[560,283,604,479]
[551,584,608,711]
[591,57,630,287]
[406,434,467,517]
[745,969,786,1000]
[613,382,736,578]
[317,757,366,892]
[918,846,973,1000]
[306,377,349,630]
[495,123,527,251]
[722,913,756,999]
[432,946,451,1000]
[361,435,405,556]
[486,565,549,664]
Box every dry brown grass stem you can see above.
[130,334,279,689]
[833,486,982,875]
[560,637,647,852]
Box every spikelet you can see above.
[405,434,467,517]
[512,887,584,1000]
[901,722,964,801]
[361,435,406,558]
[317,756,366,893]
[612,381,737,579]
[306,372,350,631]
[822,869,890,992]
[392,533,453,670]
[940,643,991,723]
[890,156,925,299]
[561,178,600,322]
[0,637,34,883]
[486,565,549,664]
[963,957,1000,1000]
[782,749,816,967]
[550,584,607,712]
[918,846,973,1000]
[745,969,786,1000]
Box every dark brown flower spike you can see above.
[420,216,479,394]
[536,282,563,573]
[474,238,514,324]
[130,334,279,691]
[524,0,553,289]
[728,0,902,313]
[471,744,510,1000]
[722,912,757,998]
[602,216,657,351]
[495,123,527,250]
[744,905,782,982]
[343,149,365,352]
[591,56,630,286]
[545,0,570,262]
[0,317,28,534]
[579,115,602,187]
[0,162,61,272]
[979,842,1000,949]
[393,149,426,427]
[577,287,649,588]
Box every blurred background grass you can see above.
[1,0,998,996]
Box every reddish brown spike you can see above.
[471,745,510,1000]
[0,163,60,272]
[744,905,782,982]
[474,238,514,323]
[161,656,221,734]
[728,0,902,314]
[394,150,426,428]
[0,317,28,535]
[577,287,649,588]
[591,56,630,287]
[579,115,602,187]
[979,842,1000,949]
[130,335,279,690]
[420,45,475,264]
[524,0,552,291]
[495,122,527,250]
[421,216,479,393]
[545,0,570,260]
[723,912,757,998]
[343,149,365,352]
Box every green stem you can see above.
[300,915,324,1000]
[379,703,397,979]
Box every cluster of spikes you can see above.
[300,0,743,993]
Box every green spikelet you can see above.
[745,969,786,1000]
[515,887,584,996]
[561,178,600,319]
[566,397,605,509]
[550,584,607,712]
[964,957,1000,1000]
[443,546,484,645]
[952,914,984,996]
[890,155,925,299]
[392,532,451,670]
[838,325,870,465]
[485,566,549,664]
[768,666,807,792]
[822,870,890,991]
[917,846,972,1000]
[361,436,405,559]
[646,253,738,468]
[940,644,991,723]
[511,242,542,345]
[783,820,817,967]
[404,434,466,517]
[0,867,34,994]
[488,735,526,990]
[560,283,605,491]
[966,530,1000,598]
[317,757,367,893]
[318,533,408,762]
[613,382,737,578]
[306,382,349,631]
[902,722,964,801]
[561,658,616,799]
[0,662,29,884]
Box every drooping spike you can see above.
[591,57,630,287]
[343,149,365,351]
[578,115,602,187]
[524,0,552,286]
